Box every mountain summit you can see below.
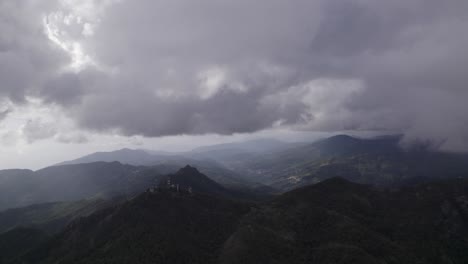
[159,165,235,198]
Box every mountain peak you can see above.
[177,165,200,174]
[160,165,235,198]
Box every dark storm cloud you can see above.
[1,0,468,150]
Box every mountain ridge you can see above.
[7,176,468,264]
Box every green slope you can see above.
[220,178,468,264]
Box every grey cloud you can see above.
[40,72,87,105]
[311,1,390,56]
[22,119,57,143]
[75,81,308,137]
[2,0,468,151]
[56,133,89,144]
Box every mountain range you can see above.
[230,135,468,190]
[4,176,468,264]
[2,134,468,263]
[51,135,468,192]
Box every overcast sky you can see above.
[1,0,468,169]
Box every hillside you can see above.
[7,176,468,264]
[220,178,468,264]
[0,227,49,264]
[0,169,36,211]
[0,197,122,234]
[21,191,251,264]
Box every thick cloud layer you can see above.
[1,0,468,150]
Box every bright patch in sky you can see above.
[43,12,87,71]
[42,0,118,71]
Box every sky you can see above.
[1,0,468,169]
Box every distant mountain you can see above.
[191,138,290,153]
[55,148,178,166]
[0,169,36,211]
[0,162,162,210]
[234,135,468,190]
[186,139,305,168]
[56,148,270,193]
[220,177,468,264]
[55,139,295,168]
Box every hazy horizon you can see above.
[0,129,332,170]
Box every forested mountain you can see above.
[2,135,468,263]
[20,191,251,264]
[0,227,49,264]
[5,176,468,264]
[221,177,468,264]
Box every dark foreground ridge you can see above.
[3,175,468,264]
[221,177,468,264]
[20,191,251,264]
